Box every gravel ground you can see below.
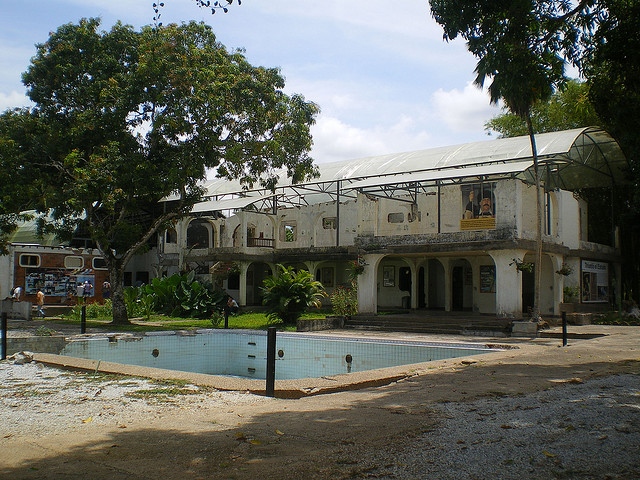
[0,357,270,438]
[375,373,640,479]
[1,357,638,479]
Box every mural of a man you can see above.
[463,189,478,219]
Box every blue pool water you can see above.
[60,330,500,380]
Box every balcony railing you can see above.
[247,237,274,248]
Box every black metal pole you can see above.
[224,310,229,329]
[81,305,87,334]
[1,312,7,360]
[561,311,568,347]
[265,326,276,397]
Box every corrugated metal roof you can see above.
[345,160,534,190]
[190,194,276,213]
[183,127,627,211]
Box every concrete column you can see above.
[356,254,384,314]
[238,262,249,307]
[549,253,564,315]
[407,259,419,309]
[489,249,527,318]
[442,258,452,312]
[305,261,319,280]
[468,257,480,312]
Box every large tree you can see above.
[0,18,319,324]
[430,0,588,320]
[582,0,640,301]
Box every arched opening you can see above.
[245,262,273,306]
[451,259,473,311]
[232,225,241,247]
[187,219,211,249]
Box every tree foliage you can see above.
[0,19,318,323]
[485,80,600,137]
[582,0,640,301]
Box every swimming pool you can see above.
[60,330,501,380]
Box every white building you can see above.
[155,127,627,319]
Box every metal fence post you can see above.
[1,312,7,360]
[81,305,87,334]
[562,311,568,347]
[266,326,276,397]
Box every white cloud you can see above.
[0,91,31,112]
[310,114,435,164]
[431,82,502,134]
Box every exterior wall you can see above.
[159,177,619,318]
[557,190,581,249]
[7,245,110,305]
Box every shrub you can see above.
[330,283,358,316]
[261,265,327,324]
[141,272,227,319]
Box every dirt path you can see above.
[1,325,638,479]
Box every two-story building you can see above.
[159,127,627,319]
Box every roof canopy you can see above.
[189,127,628,213]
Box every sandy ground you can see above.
[0,324,638,479]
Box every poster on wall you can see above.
[581,260,608,303]
[461,183,496,219]
[24,269,95,297]
[479,265,496,293]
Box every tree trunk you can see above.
[526,114,543,322]
[109,263,130,325]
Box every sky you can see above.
[0,0,504,165]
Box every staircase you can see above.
[344,312,513,337]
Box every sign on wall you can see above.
[581,260,608,303]
[479,265,496,293]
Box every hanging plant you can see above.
[348,256,367,280]
[555,263,573,276]
[510,258,534,273]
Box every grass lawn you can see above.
[50,309,328,333]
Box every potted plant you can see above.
[509,258,534,273]
[560,285,580,313]
[556,263,573,276]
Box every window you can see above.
[165,228,177,244]
[322,217,337,229]
[64,256,84,269]
[283,224,296,242]
[321,267,334,287]
[93,257,108,270]
[388,213,404,223]
[19,254,40,267]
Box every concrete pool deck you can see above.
[17,323,633,399]
[1,323,638,479]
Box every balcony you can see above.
[247,237,274,248]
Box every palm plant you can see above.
[261,264,326,324]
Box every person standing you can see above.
[36,289,46,318]
[102,280,111,300]
[12,285,23,301]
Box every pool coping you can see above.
[31,330,513,399]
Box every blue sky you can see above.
[0,0,503,164]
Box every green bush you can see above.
[141,272,227,319]
[261,265,326,324]
[330,283,358,316]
